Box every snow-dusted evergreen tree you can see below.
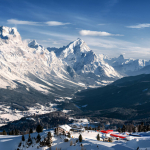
[3,130,7,135]
[36,124,43,133]
[67,132,71,138]
[37,133,41,142]
[29,129,33,134]
[79,134,82,142]
[22,135,25,141]
[47,132,52,138]
[97,134,100,141]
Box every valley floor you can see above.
[0,103,58,127]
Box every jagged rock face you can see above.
[0,26,121,99]
[28,40,45,54]
[0,26,85,98]
[50,38,121,81]
[0,26,22,43]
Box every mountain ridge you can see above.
[0,26,121,110]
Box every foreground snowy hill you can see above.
[1,128,150,150]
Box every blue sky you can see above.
[0,0,150,59]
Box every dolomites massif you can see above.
[0,26,120,97]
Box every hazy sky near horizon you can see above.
[0,0,150,59]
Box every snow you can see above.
[0,26,123,112]
[0,26,87,95]
[62,110,72,113]
[70,118,89,127]
[0,103,58,126]
[1,26,150,149]
[104,54,150,75]
[1,129,150,150]
[59,124,72,132]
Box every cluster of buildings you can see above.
[56,124,85,134]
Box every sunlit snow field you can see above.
[1,129,150,150]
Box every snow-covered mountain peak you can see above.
[68,38,90,53]
[0,26,21,42]
[53,38,121,79]
[59,38,91,60]
[28,39,44,53]
[118,54,124,60]
[28,40,38,48]
[72,38,84,46]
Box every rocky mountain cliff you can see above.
[0,26,120,108]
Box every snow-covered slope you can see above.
[104,54,150,75]
[48,38,121,86]
[1,128,150,150]
[0,26,86,99]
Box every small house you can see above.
[57,125,71,134]
[71,127,85,132]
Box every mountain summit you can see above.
[0,26,21,43]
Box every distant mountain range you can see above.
[103,54,150,76]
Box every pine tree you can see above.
[68,132,71,138]
[12,130,14,135]
[79,134,82,142]
[146,124,150,131]
[28,133,32,144]
[3,130,7,135]
[28,133,31,142]
[97,134,100,141]
[9,131,12,135]
[133,126,136,133]
[117,127,121,133]
[22,135,25,141]
[138,125,142,132]
[121,125,126,132]
[36,124,43,133]
[37,133,41,142]
[15,129,19,135]
[29,129,33,134]
[54,128,58,135]
[47,132,52,139]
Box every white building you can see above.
[58,124,72,133]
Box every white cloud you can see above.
[79,30,123,36]
[45,21,71,26]
[7,19,71,27]
[126,23,150,29]
[7,19,39,26]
